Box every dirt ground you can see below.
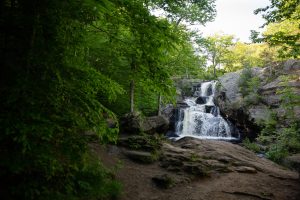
[90,139,300,200]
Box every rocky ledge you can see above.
[92,136,300,200]
[216,59,300,139]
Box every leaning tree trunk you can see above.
[213,65,216,79]
[212,53,216,79]
[157,93,162,116]
[130,79,135,113]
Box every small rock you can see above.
[124,150,156,164]
[120,112,169,134]
[195,96,207,104]
[235,166,257,173]
[152,174,175,189]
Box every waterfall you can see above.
[175,81,237,140]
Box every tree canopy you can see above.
[253,0,300,58]
[0,0,216,199]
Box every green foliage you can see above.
[266,145,289,163]
[0,0,216,197]
[238,68,254,97]
[197,33,235,78]
[277,75,300,119]
[0,0,126,198]
[149,0,216,25]
[264,124,300,162]
[254,0,300,58]
[242,138,261,153]
[224,42,279,72]
[263,18,300,58]
[254,0,300,24]
[258,112,278,143]
[238,68,261,105]
[257,75,300,163]
[124,134,164,152]
[119,134,164,163]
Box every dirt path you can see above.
[90,138,300,200]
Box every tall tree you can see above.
[198,34,235,78]
[253,0,300,58]
[0,0,123,198]
[149,0,216,25]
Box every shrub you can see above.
[257,75,300,163]
[242,138,261,153]
[238,68,261,106]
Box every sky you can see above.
[198,0,270,42]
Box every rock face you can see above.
[216,60,300,139]
[95,136,300,200]
[160,137,296,178]
[120,113,169,134]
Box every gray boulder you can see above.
[120,112,169,134]
[216,60,300,139]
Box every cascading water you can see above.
[175,81,237,140]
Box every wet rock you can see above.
[176,100,189,108]
[165,131,180,138]
[195,96,207,104]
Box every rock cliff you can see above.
[216,60,300,139]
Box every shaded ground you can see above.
[90,137,300,200]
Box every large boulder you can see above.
[120,112,169,134]
[215,70,260,139]
[215,60,300,139]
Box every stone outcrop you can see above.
[216,60,300,139]
[95,136,300,200]
[159,137,297,178]
[120,112,169,134]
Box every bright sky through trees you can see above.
[199,0,270,42]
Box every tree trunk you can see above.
[212,54,216,79]
[130,80,135,113]
[176,17,183,26]
[157,93,162,116]
[213,65,216,78]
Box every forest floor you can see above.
[90,137,300,200]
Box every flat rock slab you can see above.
[123,150,154,164]
[163,137,297,179]
[94,137,300,200]
[235,166,257,173]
